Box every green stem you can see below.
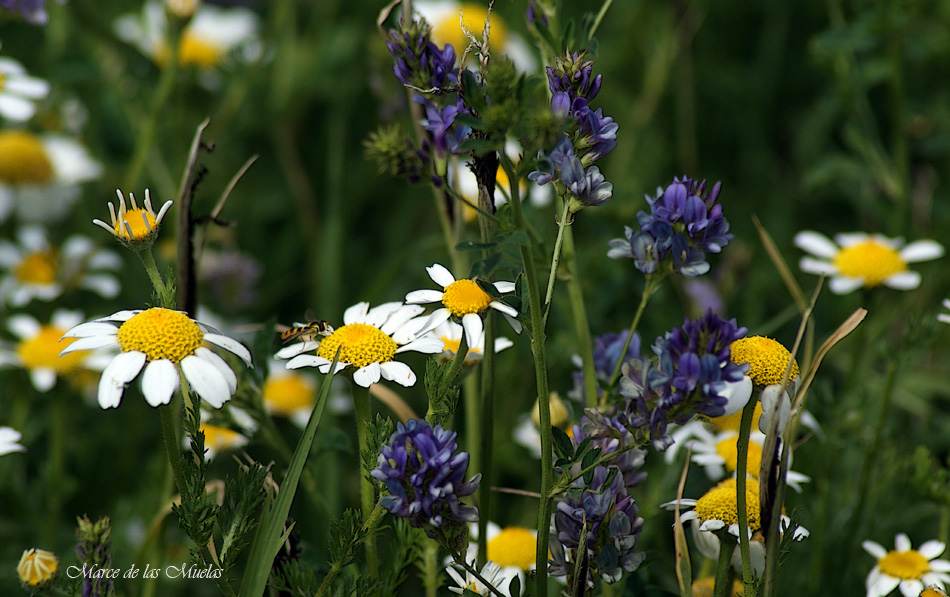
[438,333,469,398]
[735,398,757,593]
[353,386,380,584]
[138,248,171,306]
[464,373,480,475]
[542,199,572,324]
[452,553,508,597]
[314,503,387,597]
[477,312,495,568]
[712,533,737,597]
[587,0,615,43]
[606,275,661,392]
[562,218,598,408]
[423,540,439,597]
[159,402,186,501]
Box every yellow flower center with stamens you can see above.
[693,477,761,532]
[833,240,907,287]
[431,3,508,56]
[442,279,492,316]
[729,336,799,387]
[878,549,930,580]
[486,527,537,571]
[317,323,398,369]
[200,424,244,452]
[263,374,315,414]
[715,436,762,478]
[17,548,58,587]
[156,35,223,69]
[19,327,86,373]
[691,576,744,597]
[15,250,58,285]
[0,131,53,185]
[113,208,158,241]
[116,308,204,362]
[710,402,763,433]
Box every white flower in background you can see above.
[0,309,110,392]
[0,226,121,307]
[0,56,50,122]
[0,130,102,223]
[277,301,443,388]
[262,359,317,427]
[428,320,513,364]
[115,0,260,71]
[188,406,257,460]
[938,299,950,325]
[413,1,536,71]
[406,263,521,348]
[60,308,253,409]
[0,426,26,456]
[794,231,944,294]
[512,393,572,459]
[446,559,510,596]
[863,534,950,597]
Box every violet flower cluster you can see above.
[371,419,481,537]
[0,0,62,24]
[618,311,748,450]
[571,411,647,489]
[569,330,642,403]
[529,51,617,213]
[550,466,645,587]
[608,176,732,277]
[386,23,457,90]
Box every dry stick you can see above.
[175,118,211,315]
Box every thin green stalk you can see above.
[159,402,186,503]
[734,398,757,593]
[438,334,469,397]
[542,199,572,324]
[452,553,508,597]
[587,0,615,43]
[502,156,553,596]
[464,373,480,475]
[606,275,661,392]
[423,540,439,597]
[562,217,598,408]
[138,248,171,305]
[713,533,737,597]
[477,312,495,568]
[354,385,380,584]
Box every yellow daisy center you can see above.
[833,240,907,286]
[710,402,764,433]
[486,527,536,571]
[113,208,158,240]
[201,424,245,452]
[921,589,947,597]
[691,576,744,597]
[15,250,58,285]
[715,436,762,478]
[263,374,315,414]
[0,131,54,185]
[431,3,508,56]
[156,35,223,68]
[17,548,58,587]
[729,336,799,387]
[442,279,492,316]
[878,549,930,580]
[116,308,204,363]
[693,477,761,532]
[19,326,86,373]
[316,323,398,369]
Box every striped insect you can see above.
[280,309,334,344]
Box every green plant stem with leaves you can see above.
[354,385,380,585]
[313,503,387,597]
[734,396,758,594]
[542,198,572,322]
[606,274,662,394]
[713,532,737,597]
[562,215,598,408]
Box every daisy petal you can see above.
[919,540,947,559]
[416,308,452,338]
[492,280,516,293]
[343,301,371,325]
[900,239,945,262]
[380,304,424,336]
[141,359,179,406]
[8,314,40,338]
[794,231,839,258]
[98,351,147,409]
[60,334,120,353]
[405,289,444,304]
[286,354,324,369]
[862,540,888,559]
[365,302,404,327]
[461,313,483,349]
[396,337,445,354]
[798,257,837,275]
[181,355,232,408]
[895,534,912,551]
[31,368,56,392]
[828,276,865,295]
[883,271,921,290]
[489,300,518,318]
[203,333,253,366]
[353,362,381,387]
[196,347,238,393]
[427,263,456,287]
[379,361,416,386]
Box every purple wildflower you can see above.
[528,134,575,186]
[546,51,603,103]
[371,419,481,532]
[387,24,458,90]
[0,0,62,24]
[572,411,647,488]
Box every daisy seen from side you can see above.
[863,534,950,597]
[60,308,253,409]
[277,301,443,388]
[718,335,799,435]
[406,263,521,348]
[794,231,944,295]
[17,548,58,588]
[93,188,174,248]
[0,56,50,122]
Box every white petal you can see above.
[31,368,56,392]
[5,75,50,98]
[427,263,456,287]
[895,533,912,551]
[7,314,40,338]
[141,359,179,406]
[758,385,790,435]
[0,95,36,121]
[343,301,370,324]
[50,309,85,330]
[718,377,753,417]
[918,540,946,559]
[286,354,324,369]
[18,226,48,251]
[834,232,871,247]
[489,300,518,318]
[275,340,318,359]
[798,257,838,275]
[87,249,123,270]
[493,337,514,353]
[899,239,944,262]
[899,579,923,597]
[862,540,888,559]
[364,302,404,328]
[203,333,252,367]
[492,280,516,293]
[883,271,921,290]
[793,231,840,258]
[380,304,424,336]
[181,355,232,408]
[98,352,147,409]
[415,308,452,338]
[461,313,483,348]
[99,310,140,322]
[80,274,121,298]
[405,289,444,304]
[352,362,381,387]
[196,347,237,393]
[828,276,865,295]
[503,313,523,334]
[379,361,416,387]
[61,334,120,353]
[396,337,446,355]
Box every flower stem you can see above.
[713,532,737,597]
[477,312,495,568]
[159,402,186,500]
[542,198,572,324]
[588,0,615,43]
[354,385,380,583]
[422,539,439,597]
[452,552,507,597]
[138,247,173,307]
[734,397,757,593]
[606,274,660,393]
[562,215,598,408]
[437,333,468,397]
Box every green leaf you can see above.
[552,425,574,460]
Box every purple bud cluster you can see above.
[386,26,458,90]
[371,419,481,530]
[418,96,471,161]
[618,311,748,450]
[608,176,732,277]
[571,411,647,489]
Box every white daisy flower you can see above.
[0,426,26,456]
[939,299,950,325]
[794,231,944,294]
[262,359,317,427]
[447,559,515,596]
[0,309,110,392]
[0,130,102,223]
[413,1,536,72]
[0,226,121,307]
[429,320,513,364]
[0,56,50,122]
[406,263,521,348]
[863,534,950,597]
[115,0,260,71]
[458,521,538,594]
[188,406,257,460]
[59,308,253,409]
[93,188,174,248]
[276,301,443,388]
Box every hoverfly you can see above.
[280,308,334,344]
